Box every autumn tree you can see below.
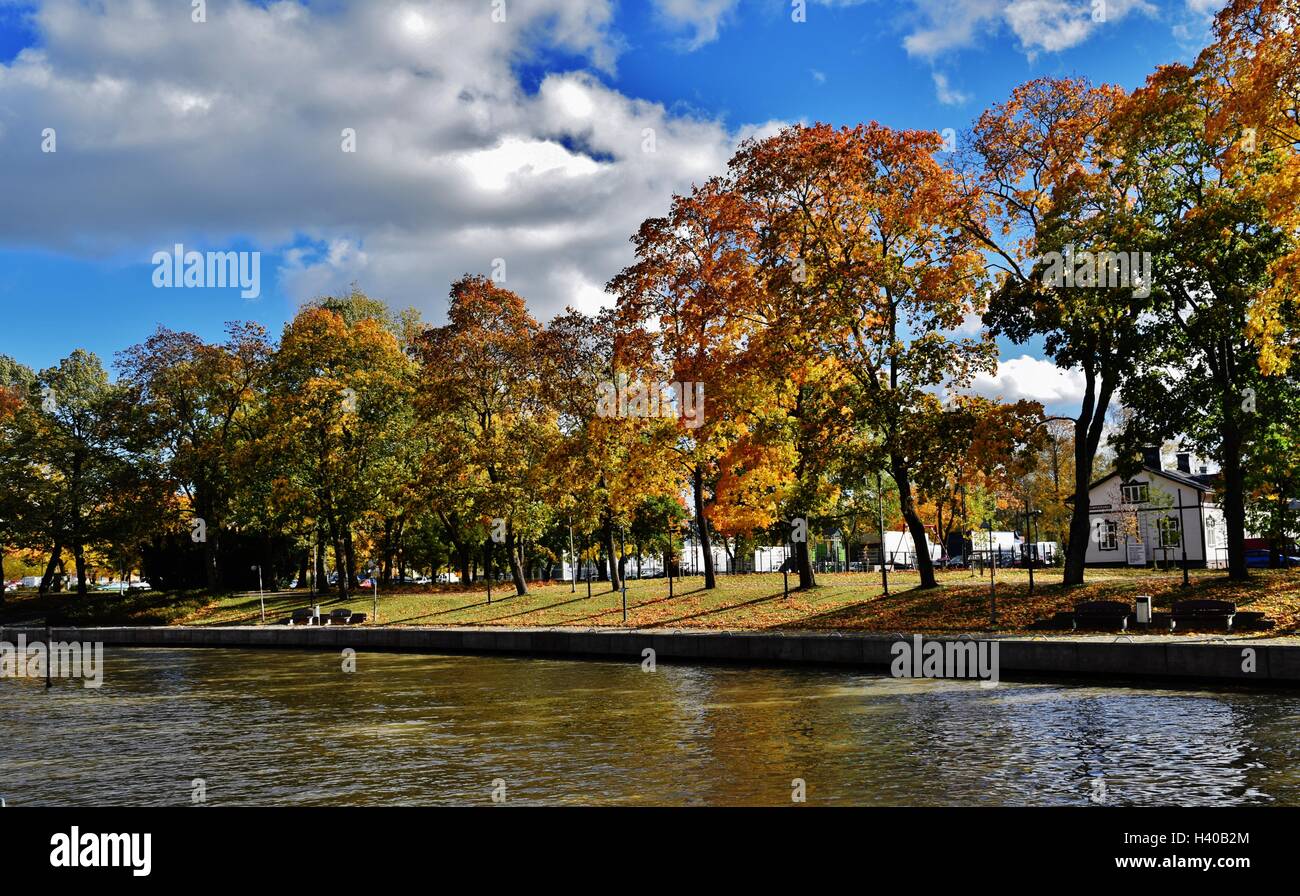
[255,295,415,598]
[968,77,1159,586]
[418,276,555,597]
[118,323,270,589]
[22,351,137,594]
[734,123,994,589]
[0,355,38,599]
[609,179,758,590]
[1201,0,1300,372]
[1104,50,1298,580]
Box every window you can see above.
[1121,482,1150,504]
[1158,516,1181,548]
[1099,520,1118,551]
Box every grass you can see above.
[4,565,1299,635]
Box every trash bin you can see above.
[1135,594,1152,625]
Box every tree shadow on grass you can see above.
[642,589,791,628]
[533,585,708,627]
[0,588,215,627]
[769,584,977,632]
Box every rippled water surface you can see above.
[1,648,1297,806]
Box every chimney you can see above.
[1176,452,1191,474]
[1142,446,1162,470]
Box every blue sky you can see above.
[0,0,1223,408]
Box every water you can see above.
[1,648,1297,806]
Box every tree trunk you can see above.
[602,514,621,593]
[1219,407,1248,581]
[1063,371,1115,587]
[505,525,528,596]
[692,465,717,589]
[328,515,348,599]
[343,528,357,590]
[314,532,327,594]
[74,543,88,595]
[794,538,816,589]
[39,541,62,595]
[891,453,936,588]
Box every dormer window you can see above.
[1121,482,1150,504]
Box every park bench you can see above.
[326,608,367,625]
[1169,600,1236,632]
[1072,601,1130,632]
[286,608,318,626]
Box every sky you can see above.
[0,0,1227,413]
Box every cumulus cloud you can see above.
[0,0,777,323]
[652,0,742,51]
[969,355,1088,407]
[901,0,1157,58]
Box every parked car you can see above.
[127,580,152,592]
[1244,549,1300,568]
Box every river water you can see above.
[0,648,1296,806]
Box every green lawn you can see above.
[5,565,1298,634]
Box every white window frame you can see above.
[1099,520,1118,551]
[1158,516,1181,548]
[1121,482,1150,504]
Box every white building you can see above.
[863,530,942,568]
[1077,449,1226,568]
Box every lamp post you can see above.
[620,526,628,624]
[569,516,576,593]
[251,565,265,623]
[985,520,997,627]
[877,471,889,597]
[1023,501,1043,595]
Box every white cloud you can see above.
[900,0,1157,58]
[969,355,1088,406]
[652,0,742,51]
[0,0,773,324]
[931,71,970,105]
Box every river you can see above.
[1,648,1296,806]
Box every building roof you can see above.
[1065,464,1214,503]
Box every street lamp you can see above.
[1023,501,1043,595]
[251,565,265,624]
[984,520,997,627]
[568,516,576,594]
[877,471,889,597]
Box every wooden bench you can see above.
[286,608,318,626]
[1169,600,1235,632]
[326,608,367,625]
[1072,600,1130,632]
